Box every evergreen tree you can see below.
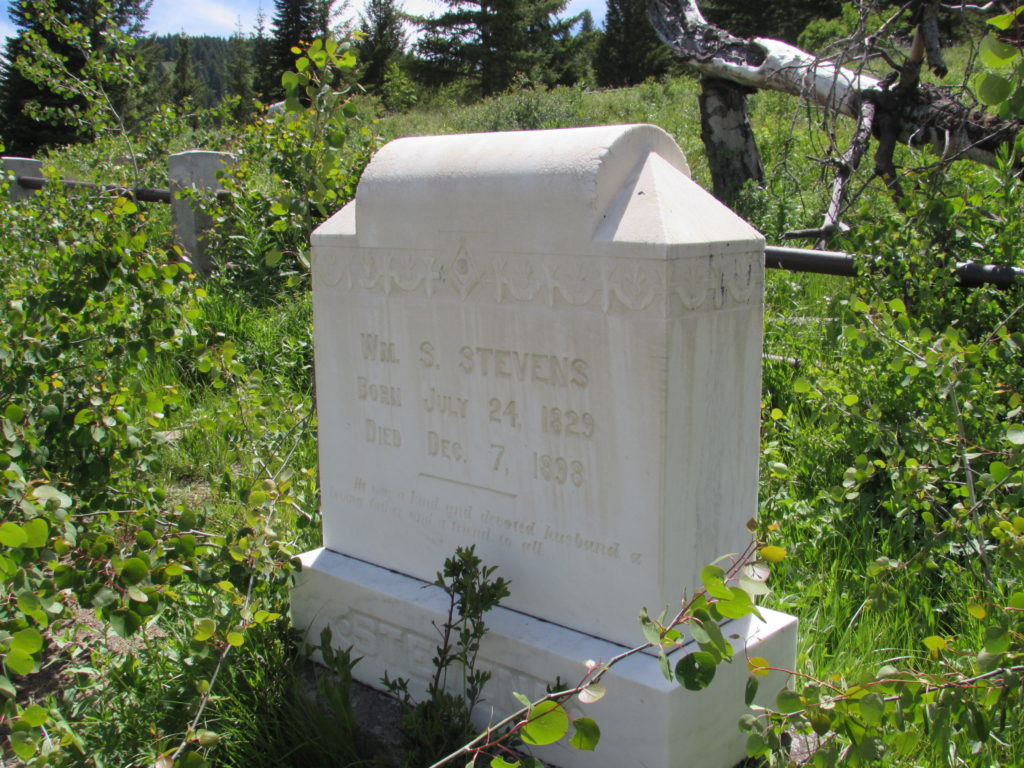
[135,35,171,111]
[0,0,149,154]
[356,0,406,93]
[269,0,338,99]
[701,0,843,43]
[225,26,256,120]
[412,0,575,96]
[594,0,671,87]
[542,10,595,87]
[251,9,278,102]
[171,35,202,106]
[571,9,602,84]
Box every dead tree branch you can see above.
[819,99,877,247]
[648,0,1021,169]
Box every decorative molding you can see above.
[313,247,762,314]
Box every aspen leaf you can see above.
[759,546,787,564]
[0,522,27,548]
[5,648,35,675]
[747,656,771,677]
[520,701,568,746]
[1007,424,1024,445]
[578,683,606,704]
[676,651,716,691]
[984,624,1010,654]
[569,717,600,751]
[923,635,947,659]
[977,70,1016,106]
[776,688,803,714]
[193,617,216,642]
[11,627,43,654]
[987,6,1024,30]
[18,704,48,727]
[745,676,759,705]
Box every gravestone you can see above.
[2,157,43,202]
[168,150,234,274]
[292,124,798,768]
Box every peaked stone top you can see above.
[312,124,762,256]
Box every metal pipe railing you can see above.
[13,174,229,202]
[764,244,1024,288]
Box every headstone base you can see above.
[292,547,798,768]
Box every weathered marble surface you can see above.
[310,124,765,647]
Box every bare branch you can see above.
[819,100,877,247]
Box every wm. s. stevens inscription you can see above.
[344,330,642,565]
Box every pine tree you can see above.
[251,9,278,102]
[412,0,575,96]
[571,9,601,84]
[171,35,202,107]
[269,0,338,99]
[0,0,149,154]
[594,0,671,87]
[225,26,256,121]
[700,0,843,43]
[356,0,406,93]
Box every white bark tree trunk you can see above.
[648,0,1021,169]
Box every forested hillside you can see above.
[2,0,1024,766]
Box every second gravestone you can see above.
[292,124,797,768]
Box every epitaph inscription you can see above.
[338,328,635,564]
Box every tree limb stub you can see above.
[921,0,948,77]
[649,0,1021,168]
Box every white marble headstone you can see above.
[309,124,765,647]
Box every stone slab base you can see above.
[292,547,798,768]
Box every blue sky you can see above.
[3,0,606,43]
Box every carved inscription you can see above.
[358,332,404,450]
[424,388,467,418]
[540,406,594,438]
[341,477,642,565]
[358,377,401,406]
[458,346,589,388]
[343,327,648,564]
[366,418,401,447]
[427,431,464,462]
[361,333,400,363]
[488,398,519,428]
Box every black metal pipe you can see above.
[765,244,1023,289]
[14,174,229,203]
[953,261,1024,289]
[764,245,856,276]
